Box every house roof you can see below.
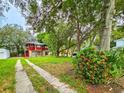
[26,42,46,46]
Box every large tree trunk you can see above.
[100,0,115,50]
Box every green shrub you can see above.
[114,48,124,69]
[73,47,122,84]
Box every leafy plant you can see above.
[73,47,122,84]
[115,48,124,69]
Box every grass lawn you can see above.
[28,56,88,93]
[0,58,17,93]
[29,56,72,63]
[21,59,59,93]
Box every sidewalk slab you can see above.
[15,60,36,93]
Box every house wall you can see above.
[0,49,10,59]
[29,50,32,57]
[25,43,49,57]
[27,50,48,57]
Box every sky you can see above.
[0,4,26,29]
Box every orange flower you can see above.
[104,57,108,61]
[84,58,90,62]
[99,51,104,55]
[92,47,96,50]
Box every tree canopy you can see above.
[0,0,124,56]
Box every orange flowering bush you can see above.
[73,47,122,84]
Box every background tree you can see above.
[36,32,47,43]
[0,25,33,56]
[42,21,74,56]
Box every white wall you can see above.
[0,49,10,59]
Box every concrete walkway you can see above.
[15,60,36,93]
[25,59,77,93]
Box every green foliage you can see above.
[43,33,58,55]
[116,0,124,14]
[37,32,47,43]
[73,47,122,84]
[115,48,124,69]
[29,0,38,15]
[112,26,124,40]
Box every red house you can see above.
[24,42,48,57]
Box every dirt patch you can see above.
[87,84,124,93]
[0,78,15,93]
[116,76,124,88]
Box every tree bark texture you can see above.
[100,0,115,50]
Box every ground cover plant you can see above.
[0,58,17,93]
[116,48,124,70]
[21,59,59,93]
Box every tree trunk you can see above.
[77,23,81,51]
[56,49,60,56]
[100,0,115,50]
[67,37,72,56]
[16,46,20,57]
